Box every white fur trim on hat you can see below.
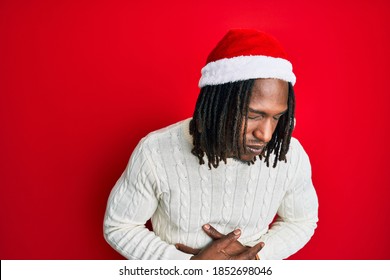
[199,55,296,88]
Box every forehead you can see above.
[249,78,288,112]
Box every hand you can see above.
[203,224,256,256]
[176,224,264,260]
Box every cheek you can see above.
[244,122,257,138]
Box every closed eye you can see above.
[273,113,285,121]
[248,114,264,120]
[247,108,288,121]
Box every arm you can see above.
[247,142,319,259]
[103,140,192,260]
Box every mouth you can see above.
[246,145,265,155]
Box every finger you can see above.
[215,229,241,250]
[203,224,225,239]
[175,243,201,255]
[253,241,265,253]
[234,242,265,260]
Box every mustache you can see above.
[245,140,267,146]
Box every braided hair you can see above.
[189,79,295,169]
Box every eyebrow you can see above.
[248,107,288,116]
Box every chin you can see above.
[234,155,256,165]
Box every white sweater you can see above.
[104,118,318,260]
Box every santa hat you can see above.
[199,29,296,88]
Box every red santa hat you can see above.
[199,29,296,88]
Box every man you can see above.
[103,29,318,260]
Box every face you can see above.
[237,78,289,162]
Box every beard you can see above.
[232,155,257,165]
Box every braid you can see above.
[190,80,295,169]
[261,82,295,167]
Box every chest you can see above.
[156,161,289,230]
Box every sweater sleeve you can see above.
[248,141,319,260]
[103,139,192,260]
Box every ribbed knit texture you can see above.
[103,118,318,260]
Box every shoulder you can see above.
[128,119,189,166]
[288,137,306,154]
[137,118,191,150]
[286,137,312,174]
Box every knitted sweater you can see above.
[103,118,318,260]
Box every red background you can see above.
[1,0,390,260]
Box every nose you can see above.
[253,119,274,143]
